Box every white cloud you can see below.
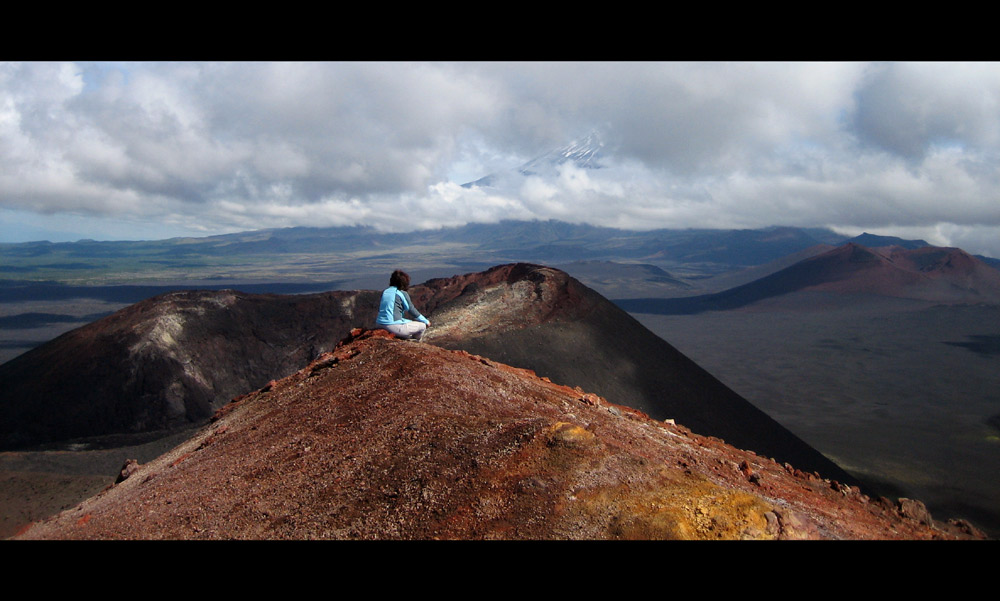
[3,61,1000,256]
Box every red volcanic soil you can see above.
[13,329,983,540]
[414,264,855,485]
[0,263,849,487]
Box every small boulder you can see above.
[897,498,934,525]
[115,459,141,484]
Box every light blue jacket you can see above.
[376,286,430,326]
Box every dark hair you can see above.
[389,269,410,290]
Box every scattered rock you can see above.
[740,460,761,484]
[897,498,934,525]
[946,518,986,538]
[764,511,780,535]
[773,509,820,540]
[114,459,141,484]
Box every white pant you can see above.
[379,321,427,340]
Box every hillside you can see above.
[13,329,983,540]
[412,264,852,483]
[0,263,851,487]
[616,242,1000,315]
[0,289,380,449]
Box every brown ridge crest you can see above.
[14,328,984,540]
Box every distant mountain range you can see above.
[2,219,998,323]
[8,219,989,284]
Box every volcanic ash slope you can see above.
[412,263,854,484]
[1,263,851,487]
[15,329,981,540]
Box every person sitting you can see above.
[375,269,430,340]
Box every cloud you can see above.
[850,62,1000,160]
[2,61,1000,256]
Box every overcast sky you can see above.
[3,61,1000,256]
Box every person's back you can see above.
[374,270,429,340]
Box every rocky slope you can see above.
[0,289,380,449]
[412,264,852,483]
[14,329,983,540]
[0,263,848,487]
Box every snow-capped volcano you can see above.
[519,131,605,174]
[462,131,606,189]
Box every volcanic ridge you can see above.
[0,264,848,484]
[13,328,983,540]
[4,263,987,539]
